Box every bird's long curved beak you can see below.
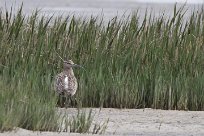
[71,64,84,69]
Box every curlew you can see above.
[55,60,82,107]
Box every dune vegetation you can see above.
[0,5,203,132]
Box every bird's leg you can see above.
[68,95,71,107]
[61,95,66,107]
[65,95,68,108]
[65,94,71,108]
[70,96,74,107]
[57,94,65,108]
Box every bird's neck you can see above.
[64,68,74,75]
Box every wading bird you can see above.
[55,60,83,108]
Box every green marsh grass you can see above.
[67,109,108,134]
[0,4,204,131]
[0,7,106,133]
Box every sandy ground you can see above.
[0,108,204,136]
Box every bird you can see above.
[55,59,82,108]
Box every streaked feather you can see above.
[55,71,77,96]
[55,60,79,107]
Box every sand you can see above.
[0,108,204,136]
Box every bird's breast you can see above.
[64,76,69,89]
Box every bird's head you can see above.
[63,60,84,70]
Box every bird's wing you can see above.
[55,73,65,94]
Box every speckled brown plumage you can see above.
[55,60,80,107]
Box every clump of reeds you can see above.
[0,6,108,133]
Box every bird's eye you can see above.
[64,61,70,64]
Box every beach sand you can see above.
[1,108,204,136]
